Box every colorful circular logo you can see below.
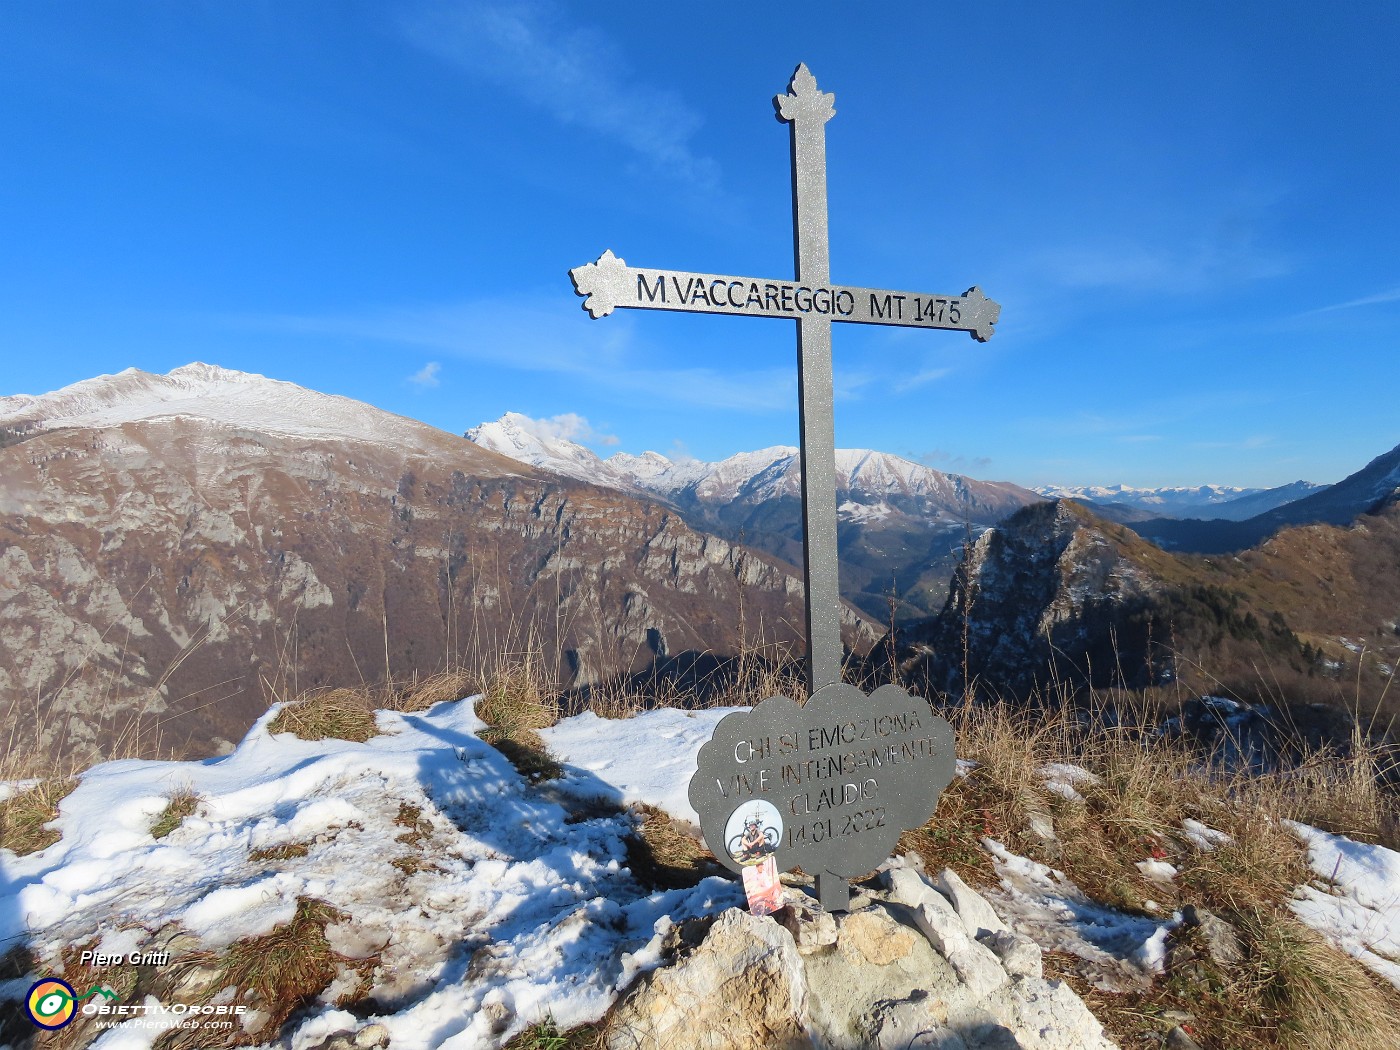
[27,978,77,1030]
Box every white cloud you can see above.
[912,449,992,472]
[1306,284,1400,315]
[1036,237,1291,295]
[512,411,618,447]
[894,366,951,393]
[407,361,441,388]
[399,1,718,189]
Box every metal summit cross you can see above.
[571,64,1000,701]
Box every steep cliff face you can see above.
[884,501,1169,697]
[1,367,874,762]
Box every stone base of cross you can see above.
[571,65,996,912]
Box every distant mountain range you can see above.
[467,413,1043,621]
[1036,481,1328,523]
[7,364,1397,761]
[1124,444,1400,553]
[465,413,1378,614]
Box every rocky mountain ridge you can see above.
[1,366,874,763]
[880,496,1400,723]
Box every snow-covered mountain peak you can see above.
[0,363,467,454]
[462,415,1043,517]
[465,412,611,484]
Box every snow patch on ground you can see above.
[979,837,1177,991]
[1181,819,1231,851]
[1039,763,1100,803]
[539,707,741,825]
[8,699,1400,1047]
[1288,821,1400,990]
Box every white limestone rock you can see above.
[605,907,810,1050]
[978,929,1044,980]
[936,866,1011,939]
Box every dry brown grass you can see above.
[150,783,202,840]
[0,773,77,855]
[393,802,433,846]
[894,691,1400,1049]
[501,1016,603,1050]
[473,656,565,782]
[475,657,560,732]
[261,666,472,745]
[248,842,310,863]
[625,803,722,891]
[215,897,366,1039]
[568,641,808,721]
[266,687,378,742]
[389,667,475,713]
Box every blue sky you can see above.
[4,2,1398,489]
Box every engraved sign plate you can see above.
[570,252,1000,341]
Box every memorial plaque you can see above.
[570,65,998,910]
[689,684,956,888]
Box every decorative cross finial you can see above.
[775,63,835,126]
[569,249,630,318]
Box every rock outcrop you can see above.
[606,858,1117,1050]
[873,494,1400,717]
[876,500,1172,697]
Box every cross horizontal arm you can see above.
[570,250,999,342]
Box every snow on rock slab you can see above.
[0,699,743,1050]
[1288,821,1400,990]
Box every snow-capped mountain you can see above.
[468,414,1033,516]
[466,414,1045,621]
[0,363,469,456]
[463,412,644,488]
[1131,442,1400,552]
[1035,482,1255,507]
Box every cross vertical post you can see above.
[570,64,998,916]
[777,65,844,704]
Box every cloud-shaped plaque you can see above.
[689,683,955,892]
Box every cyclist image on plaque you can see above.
[724,800,781,865]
